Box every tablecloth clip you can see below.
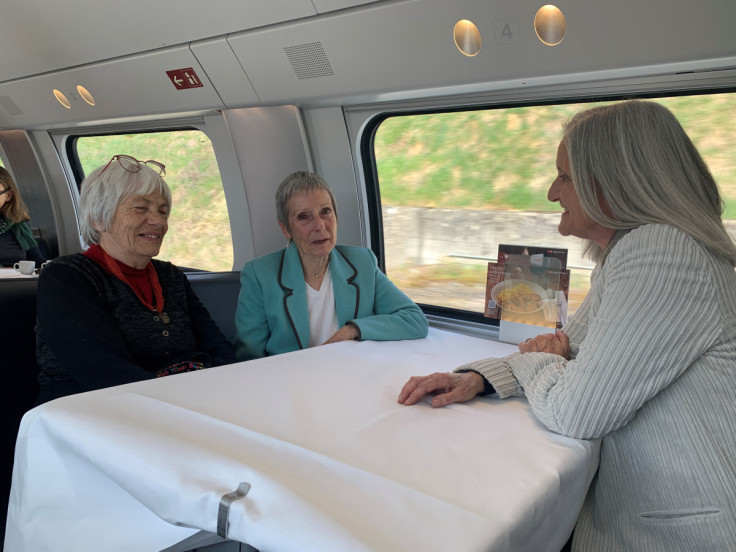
[217,482,251,539]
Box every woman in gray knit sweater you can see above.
[399,100,736,551]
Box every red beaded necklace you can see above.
[100,248,170,323]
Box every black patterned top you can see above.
[36,254,236,402]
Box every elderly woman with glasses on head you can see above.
[0,166,46,268]
[233,170,428,361]
[35,155,236,404]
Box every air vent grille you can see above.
[284,42,334,80]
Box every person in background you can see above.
[398,101,736,551]
[0,166,45,268]
[36,155,236,403]
[234,170,428,360]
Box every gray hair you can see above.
[275,171,338,235]
[563,100,736,266]
[79,159,172,246]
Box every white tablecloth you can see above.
[6,328,599,552]
[0,268,36,279]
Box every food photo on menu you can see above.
[485,244,570,328]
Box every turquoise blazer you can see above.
[234,243,428,360]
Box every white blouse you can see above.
[306,269,338,347]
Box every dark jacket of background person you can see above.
[36,255,236,403]
[0,228,44,267]
[0,166,45,268]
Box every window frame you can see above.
[64,124,233,272]
[359,86,736,326]
[66,125,202,189]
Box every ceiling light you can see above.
[534,5,566,46]
[53,89,71,109]
[453,19,482,57]
[77,85,95,106]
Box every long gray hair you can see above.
[564,100,736,265]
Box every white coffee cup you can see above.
[13,260,35,275]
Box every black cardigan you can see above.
[0,231,45,268]
[36,254,236,402]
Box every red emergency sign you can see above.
[166,68,204,90]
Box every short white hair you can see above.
[79,159,172,246]
[275,171,337,238]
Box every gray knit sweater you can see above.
[462,224,736,551]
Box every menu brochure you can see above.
[485,244,570,329]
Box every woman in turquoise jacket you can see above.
[234,171,428,361]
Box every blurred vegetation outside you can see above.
[76,131,233,272]
[66,95,736,305]
[375,94,736,314]
[375,95,736,216]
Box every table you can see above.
[0,268,36,279]
[5,328,599,552]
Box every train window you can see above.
[372,93,736,320]
[74,130,233,272]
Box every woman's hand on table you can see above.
[398,371,485,408]
[322,323,360,345]
[519,330,570,359]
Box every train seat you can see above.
[185,271,240,344]
[0,279,39,481]
[35,237,49,262]
[0,278,40,546]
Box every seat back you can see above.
[186,271,240,344]
[0,278,39,549]
[35,237,49,261]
